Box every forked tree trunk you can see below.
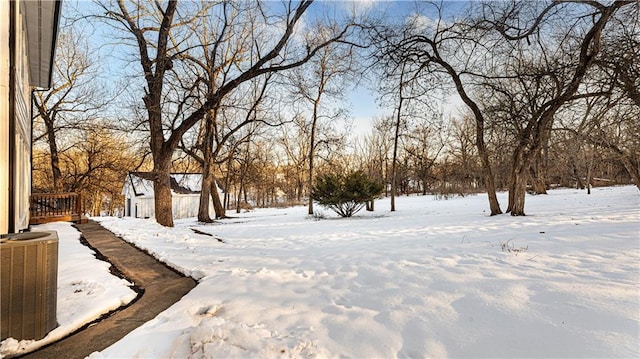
[508,1,627,215]
[509,169,529,216]
[530,148,548,195]
[507,147,531,216]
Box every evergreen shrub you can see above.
[312,170,383,217]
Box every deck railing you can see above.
[29,193,84,225]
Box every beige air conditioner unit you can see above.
[1,231,58,340]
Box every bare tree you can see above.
[404,116,447,195]
[290,26,354,215]
[586,2,640,190]
[389,63,407,211]
[279,114,311,205]
[370,3,503,215]
[101,0,355,226]
[371,0,634,216]
[33,23,109,191]
[480,0,633,215]
[32,125,136,216]
[364,116,395,197]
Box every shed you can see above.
[122,172,223,219]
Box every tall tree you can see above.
[290,25,353,215]
[389,63,406,211]
[371,3,503,215]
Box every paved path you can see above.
[24,220,196,359]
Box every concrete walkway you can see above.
[24,220,196,359]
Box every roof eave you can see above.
[25,0,62,89]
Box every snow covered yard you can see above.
[87,185,639,358]
[2,186,638,358]
[0,222,137,357]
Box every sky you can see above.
[61,0,472,138]
[337,1,472,134]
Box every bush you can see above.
[312,170,384,217]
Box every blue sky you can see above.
[63,0,470,136]
[331,1,470,133]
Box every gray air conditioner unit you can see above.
[1,231,59,340]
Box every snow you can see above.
[173,173,207,192]
[95,185,640,358]
[2,186,639,358]
[0,222,137,358]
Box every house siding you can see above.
[1,0,60,233]
[1,0,32,233]
[13,1,32,231]
[0,0,10,234]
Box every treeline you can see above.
[32,1,638,223]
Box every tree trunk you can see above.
[236,178,244,214]
[509,168,528,216]
[210,178,226,219]
[620,155,640,191]
[530,148,548,194]
[297,177,303,203]
[152,160,174,227]
[223,154,233,210]
[198,112,215,222]
[236,140,250,214]
[308,98,320,216]
[586,144,595,195]
[391,65,405,212]
[477,135,502,215]
[571,158,585,189]
[507,147,530,216]
[45,120,63,192]
[438,57,502,215]
[198,160,214,223]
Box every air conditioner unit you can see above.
[1,231,58,340]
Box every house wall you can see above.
[13,1,32,231]
[1,0,32,233]
[1,0,10,234]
